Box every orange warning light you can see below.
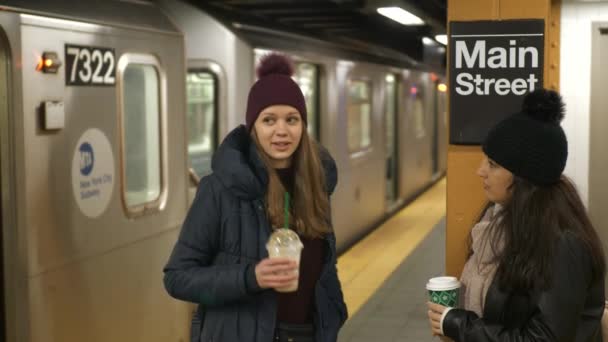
[36,52,61,73]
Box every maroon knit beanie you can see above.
[245,53,307,131]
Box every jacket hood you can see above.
[211,125,337,200]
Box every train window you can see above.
[119,57,162,210]
[186,71,216,178]
[294,63,319,140]
[347,80,372,153]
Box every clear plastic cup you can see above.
[266,228,303,292]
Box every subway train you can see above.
[156,0,448,250]
[0,1,446,341]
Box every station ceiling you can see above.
[187,0,447,66]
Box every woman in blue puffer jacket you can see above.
[163,53,348,342]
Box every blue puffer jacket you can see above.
[163,125,348,342]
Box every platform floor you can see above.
[337,178,446,342]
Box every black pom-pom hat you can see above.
[245,53,307,131]
[482,88,568,185]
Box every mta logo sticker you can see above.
[72,128,114,218]
[79,142,94,176]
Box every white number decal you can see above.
[103,51,115,84]
[66,44,115,85]
[92,50,103,83]
[67,47,80,82]
[78,49,92,83]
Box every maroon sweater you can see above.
[275,167,325,324]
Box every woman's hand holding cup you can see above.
[255,257,298,290]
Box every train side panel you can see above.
[330,61,387,248]
[19,16,189,342]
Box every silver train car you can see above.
[0,0,446,341]
[0,1,192,341]
[158,0,448,250]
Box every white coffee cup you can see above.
[426,276,461,307]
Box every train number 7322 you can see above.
[65,44,116,86]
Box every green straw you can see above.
[284,192,290,229]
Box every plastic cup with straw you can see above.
[265,191,304,292]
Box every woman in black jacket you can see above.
[163,53,347,342]
[427,89,606,341]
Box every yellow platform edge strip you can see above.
[337,178,447,316]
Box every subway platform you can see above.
[337,179,446,342]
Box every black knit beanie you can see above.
[482,89,568,185]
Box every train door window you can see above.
[384,74,398,205]
[118,55,164,212]
[186,70,217,178]
[347,79,372,153]
[294,62,319,140]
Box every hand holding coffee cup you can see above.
[265,228,303,292]
[255,257,298,290]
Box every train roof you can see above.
[0,0,180,34]
[191,0,446,72]
[234,22,423,71]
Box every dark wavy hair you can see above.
[476,175,605,292]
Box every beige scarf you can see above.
[460,204,503,317]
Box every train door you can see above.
[435,81,448,175]
[431,78,439,175]
[410,75,429,191]
[431,76,449,177]
[0,27,8,342]
[384,73,399,208]
[589,23,608,293]
[185,61,223,203]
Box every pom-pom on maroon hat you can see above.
[245,53,307,131]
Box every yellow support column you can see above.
[446,0,561,277]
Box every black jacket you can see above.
[163,125,347,342]
[443,232,604,341]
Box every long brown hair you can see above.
[252,128,332,238]
[476,176,605,292]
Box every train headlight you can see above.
[36,51,62,73]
